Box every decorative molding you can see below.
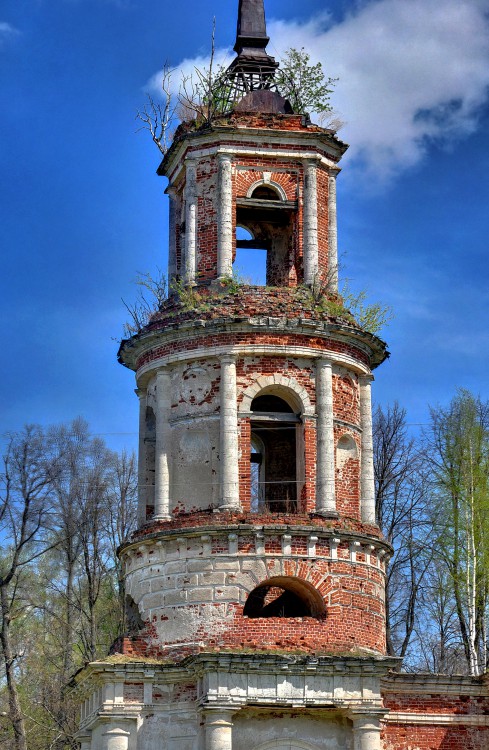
[385,712,489,727]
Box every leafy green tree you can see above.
[426,390,489,675]
[275,47,337,116]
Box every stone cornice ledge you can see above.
[385,712,489,726]
[382,672,488,696]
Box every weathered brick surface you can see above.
[118,527,388,661]
[382,724,489,750]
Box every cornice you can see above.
[119,522,391,558]
[118,317,388,378]
[159,124,348,181]
[382,671,488,696]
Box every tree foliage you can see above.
[137,43,338,155]
[374,391,489,676]
[0,420,138,750]
[275,47,337,116]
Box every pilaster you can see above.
[167,185,178,286]
[217,154,234,279]
[219,354,240,510]
[184,159,198,286]
[315,358,337,516]
[154,367,172,520]
[303,159,319,285]
[359,375,376,524]
[328,170,339,292]
[203,708,235,750]
[350,712,384,750]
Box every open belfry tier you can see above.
[73,2,489,749]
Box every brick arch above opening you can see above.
[243,576,326,619]
[246,178,288,201]
[239,375,314,416]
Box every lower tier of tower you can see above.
[119,520,389,659]
[73,654,489,750]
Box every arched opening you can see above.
[234,226,267,285]
[243,576,326,619]
[250,392,300,513]
[250,184,281,201]
[236,183,297,287]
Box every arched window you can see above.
[243,576,326,619]
[250,393,300,513]
[250,184,282,201]
[236,180,297,287]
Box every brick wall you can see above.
[120,528,388,661]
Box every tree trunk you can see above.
[0,585,28,750]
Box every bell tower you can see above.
[75,3,398,749]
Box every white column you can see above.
[303,160,319,286]
[351,713,383,750]
[154,368,172,521]
[184,159,197,286]
[102,727,131,750]
[79,737,91,750]
[316,359,337,515]
[328,170,339,293]
[360,375,376,524]
[219,354,240,510]
[136,388,147,527]
[167,185,178,287]
[217,154,233,279]
[204,709,234,750]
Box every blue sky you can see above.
[1,0,488,453]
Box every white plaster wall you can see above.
[169,360,220,511]
[138,708,201,750]
[233,711,352,750]
[171,419,219,510]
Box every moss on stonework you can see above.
[147,284,357,330]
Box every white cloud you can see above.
[0,21,20,43]
[148,0,489,182]
[269,0,489,180]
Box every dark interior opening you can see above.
[243,577,326,619]
[249,394,298,513]
[251,394,294,413]
[235,199,296,287]
[251,185,280,200]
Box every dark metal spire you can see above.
[217,0,292,114]
[234,0,270,57]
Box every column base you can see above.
[153,514,172,522]
[214,505,241,513]
[313,509,340,519]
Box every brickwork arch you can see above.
[246,178,287,201]
[239,375,314,416]
[244,576,326,619]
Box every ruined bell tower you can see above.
[74,2,399,748]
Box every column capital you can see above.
[217,152,233,164]
[135,387,147,399]
[202,706,236,719]
[316,357,333,370]
[220,353,237,365]
[165,184,178,197]
[302,156,321,169]
[359,373,374,385]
